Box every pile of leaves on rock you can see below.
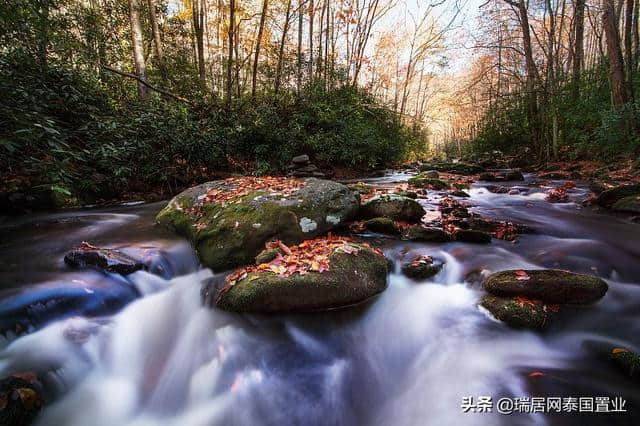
[224,236,383,287]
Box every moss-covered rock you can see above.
[538,171,570,180]
[420,170,439,179]
[215,244,389,312]
[360,194,425,222]
[611,195,640,213]
[346,182,373,196]
[596,184,640,207]
[395,190,418,199]
[403,225,450,242]
[419,162,483,175]
[482,269,608,304]
[364,217,399,234]
[451,190,470,198]
[156,178,359,271]
[609,348,640,378]
[408,175,450,190]
[479,295,551,330]
[255,248,282,265]
[401,256,444,280]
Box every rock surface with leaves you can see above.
[214,236,389,312]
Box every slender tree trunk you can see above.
[128,0,148,100]
[275,0,293,93]
[147,0,166,78]
[227,0,235,106]
[297,0,303,92]
[572,0,585,97]
[308,0,314,80]
[252,0,269,98]
[193,0,206,87]
[634,0,639,70]
[603,0,629,107]
[624,0,635,99]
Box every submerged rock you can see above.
[482,269,608,304]
[451,190,470,198]
[64,243,146,275]
[0,373,44,426]
[364,217,399,234]
[480,295,552,330]
[215,241,388,312]
[402,225,450,242]
[156,177,359,271]
[596,184,640,208]
[360,194,425,222]
[401,255,443,280]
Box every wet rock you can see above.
[486,185,509,194]
[395,190,418,199]
[596,184,640,207]
[611,195,640,213]
[408,175,450,190]
[360,194,425,222]
[538,171,570,180]
[451,190,470,198]
[504,170,525,181]
[418,162,483,175]
[403,225,450,242]
[589,181,608,195]
[609,348,640,378]
[508,189,520,195]
[64,244,146,275]
[479,172,503,182]
[346,182,373,196]
[364,217,399,234]
[215,243,388,312]
[480,295,551,330]
[420,170,439,179]
[292,154,310,165]
[455,230,491,244]
[156,178,359,271]
[482,269,608,305]
[401,255,444,280]
[0,372,44,426]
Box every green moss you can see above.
[610,349,640,378]
[480,295,551,330]
[364,217,398,234]
[408,175,450,190]
[217,245,389,312]
[360,194,425,222]
[611,195,640,213]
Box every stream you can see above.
[0,173,639,426]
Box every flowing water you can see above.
[1,174,639,426]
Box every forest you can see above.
[1,2,640,426]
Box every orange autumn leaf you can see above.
[612,348,630,354]
[528,372,545,377]
[515,270,530,281]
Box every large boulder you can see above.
[480,295,552,330]
[482,269,608,305]
[596,184,640,207]
[214,238,389,312]
[402,225,450,242]
[156,177,359,271]
[0,372,44,426]
[363,217,399,234]
[609,348,640,378]
[359,194,425,222]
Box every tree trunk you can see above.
[624,0,635,99]
[572,0,585,97]
[603,0,629,107]
[128,0,148,100]
[297,0,303,92]
[252,0,269,98]
[275,0,293,93]
[193,0,206,87]
[227,0,235,106]
[308,0,314,80]
[147,0,166,77]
